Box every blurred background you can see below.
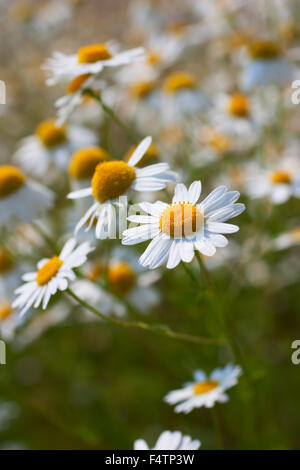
[0,0,300,450]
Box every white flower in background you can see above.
[191,126,234,167]
[68,136,176,239]
[0,165,53,229]
[134,430,201,450]
[273,226,300,250]
[241,40,294,90]
[245,157,300,204]
[13,238,94,317]
[122,181,245,269]
[165,364,242,413]
[43,42,144,85]
[0,248,28,297]
[13,119,97,177]
[71,279,126,319]
[0,300,21,342]
[161,72,211,122]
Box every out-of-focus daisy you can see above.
[191,126,234,167]
[122,181,245,269]
[13,238,94,317]
[164,364,242,413]
[0,248,27,296]
[43,42,144,85]
[245,157,300,204]
[14,119,97,177]
[68,146,110,190]
[0,299,20,342]
[161,71,211,122]
[68,136,176,239]
[242,40,294,90]
[134,430,201,450]
[273,226,300,250]
[0,165,53,229]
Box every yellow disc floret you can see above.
[0,302,13,320]
[163,72,196,93]
[108,261,136,295]
[193,380,219,395]
[0,249,14,273]
[36,119,67,148]
[228,94,249,117]
[77,44,112,63]
[270,170,291,184]
[291,227,300,243]
[91,161,136,203]
[160,203,204,238]
[36,256,63,286]
[249,40,282,59]
[129,81,155,99]
[69,147,110,180]
[67,73,91,94]
[147,49,161,65]
[0,166,25,198]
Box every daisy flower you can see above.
[0,165,53,229]
[273,226,300,250]
[134,430,201,450]
[13,119,97,177]
[0,299,20,343]
[241,40,294,90]
[164,364,242,413]
[68,146,110,191]
[67,136,176,239]
[42,42,144,86]
[245,157,300,204]
[122,181,245,269]
[12,238,94,317]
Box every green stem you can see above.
[66,288,220,346]
[210,406,224,450]
[85,89,136,143]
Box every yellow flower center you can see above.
[270,170,291,184]
[0,166,26,198]
[77,44,112,63]
[36,256,63,286]
[291,227,300,243]
[87,260,103,281]
[0,302,13,321]
[124,143,158,167]
[69,147,110,180]
[202,129,232,154]
[193,380,219,395]
[163,72,196,93]
[66,73,91,94]
[0,249,14,273]
[147,50,161,65]
[129,81,155,98]
[36,119,67,148]
[108,261,136,296]
[160,203,204,238]
[249,40,282,59]
[228,94,249,117]
[91,161,136,203]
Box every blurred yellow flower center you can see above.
[0,166,26,198]
[108,261,136,295]
[193,380,219,395]
[91,161,136,203]
[163,72,196,93]
[0,249,14,273]
[203,129,232,154]
[125,143,158,167]
[270,170,291,184]
[36,256,63,286]
[69,147,110,180]
[228,94,249,117]
[160,203,204,238]
[129,81,155,98]
[36,119,67,148]
[87,261,103,281]
[67,73,91,94]
[77,44,112,63]
[0,302,13,321]
[147,50,161,65]
[291,227,300,243]
[249,40,282,59]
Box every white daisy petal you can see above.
[127,136,152,167]
[188,181,202,204]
